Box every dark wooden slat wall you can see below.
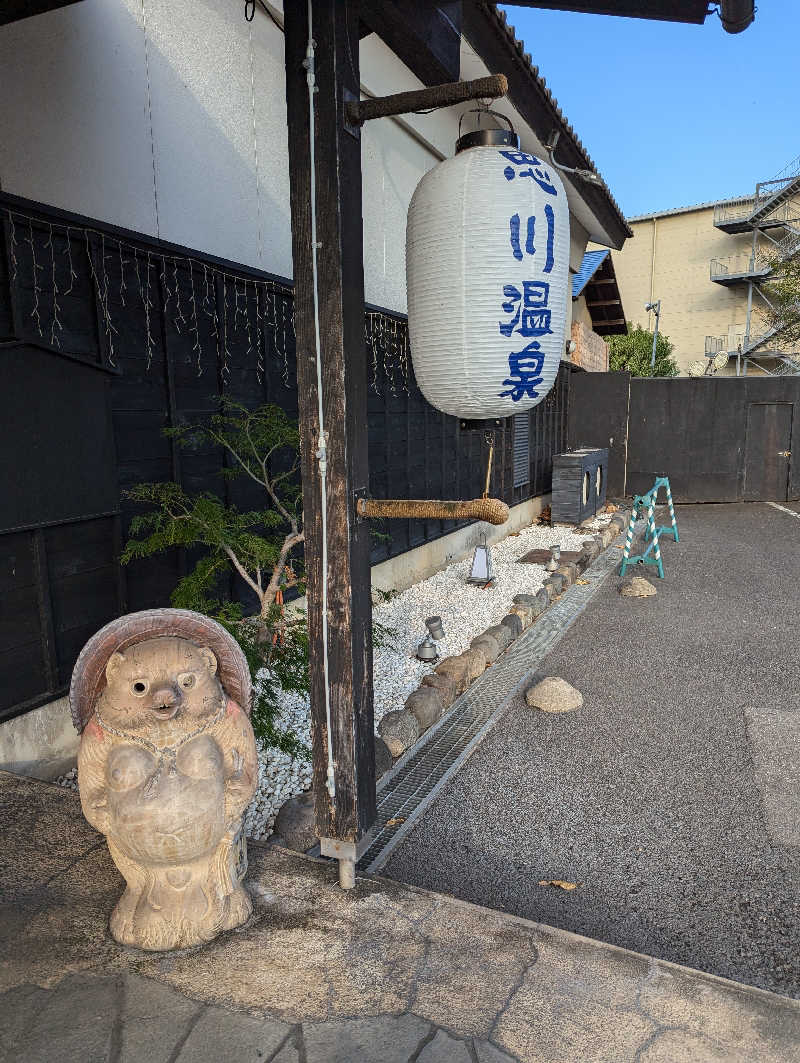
[0,194,572,722]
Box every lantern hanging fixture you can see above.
[406,107,570,421]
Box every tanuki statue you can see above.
[70,609,257,951]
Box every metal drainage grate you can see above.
[359,528,635,873]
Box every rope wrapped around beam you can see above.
[357,497,510,526]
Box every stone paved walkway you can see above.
[2,772,799,1062]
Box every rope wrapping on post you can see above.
[357,497,510,526]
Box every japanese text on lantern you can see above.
[498,151,558,403]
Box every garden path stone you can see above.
[417,1029,472,1062]
[303,1015,430,1063]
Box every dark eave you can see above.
[463,2,632,250]
[580,253,627,335]
[500,1,755,34]
[0,0,82,25]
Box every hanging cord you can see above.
[303,2,336,801]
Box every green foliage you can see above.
[122,401,306,753]
[608,323,679,378]
[762,250,800,346]
[214,602,310,758]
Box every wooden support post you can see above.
[284,0,376,857]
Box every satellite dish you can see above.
[687,360,706,377]
[713,351,729,371]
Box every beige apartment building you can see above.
[596,160,800,376]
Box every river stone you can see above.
[534,588,550,614]
[544,573,564,599]
[484,624,514,651]
[620,576,657,597]
[509,603,533,629]
[374,736,393,777]
[274,790,318,852]
[379,709,420,757]
[435,656,472,695]
[525,676,584,714]
[582,538,601,559]
[470,632,501,664]
[461,646,488,681]
[500,613,523,639]
[556,562,577,586]
[422,670,459,708]
[405,686,444,731]
[513,593,539,608]
[600,526,616,547]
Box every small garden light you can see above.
[416,634,439,662]
[467,533,495,585]
[425,616,445,641]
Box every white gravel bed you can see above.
[55,513,613,841]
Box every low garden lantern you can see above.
[425,616,445,641]
[467,533,495,585]
[406,109,570,420]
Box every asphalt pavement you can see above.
[384,503,800,998]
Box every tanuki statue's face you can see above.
[97,637,224,734]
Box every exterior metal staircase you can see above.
[706,155,800,374]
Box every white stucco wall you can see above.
[0,1,608,317]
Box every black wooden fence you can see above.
[0,192,572,722]
[568,373,800,502]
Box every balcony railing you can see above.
[709,253,771,281]
[713,198,756,227]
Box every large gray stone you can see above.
[379,709,420,758]
[484,624,514,651]
[405,687,444,732]
[620,576,657,597]
[470,632,501,664]
[421,671,459,709]
[418,1029,473,1062]
[500,613,523,639]
[274,790,318,852]
[304,1015,431,1063]
[176,1004,289,1062]
[525,676,583,714]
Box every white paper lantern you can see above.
[406,127,570,420]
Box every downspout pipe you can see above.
[719,1,755,34]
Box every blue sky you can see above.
[500,2,800,219]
